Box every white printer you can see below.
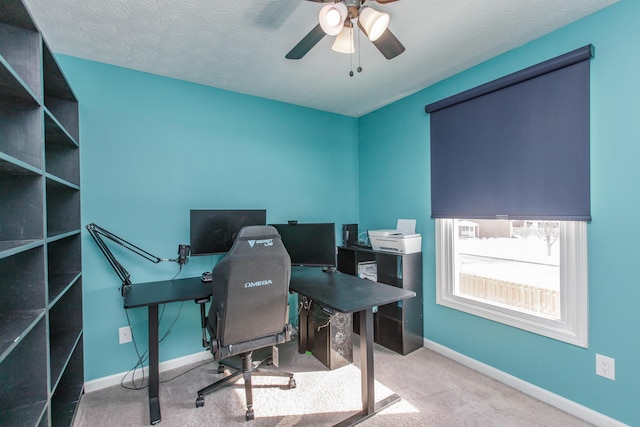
[368,219,422,254]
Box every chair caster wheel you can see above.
[289,378,296,389]
[246,409,255,421]
[217,364,225,374]
[195,396,204,408]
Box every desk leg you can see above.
[360,308,375,414]
[334,308,400,427]
[148,304,161,425]
[298,296,309,354]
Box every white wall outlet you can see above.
[595,353,615,380]
[119,326,132,344]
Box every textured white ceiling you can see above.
[23,0,618,117]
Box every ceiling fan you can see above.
[285,0,405,60]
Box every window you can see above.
[436,218,588,347]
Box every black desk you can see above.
[123,277,212,425]
[123,269,415,426]
[290,267,416,426]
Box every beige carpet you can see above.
[73,338,591,426]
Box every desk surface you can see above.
[123,276,212,308]
[124,267,415,312]
[290,267,415,314]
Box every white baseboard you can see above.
[423,339,627,427]
[84,350,212,393]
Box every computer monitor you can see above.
[190,209,266,255]
[271,223,336,267]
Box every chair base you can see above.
[195,351,296,421]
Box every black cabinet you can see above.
[337,246,423,355]
[1,1,83,425]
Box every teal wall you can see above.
[358,1,638,425]
[57,56,359,382]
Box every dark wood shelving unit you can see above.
[1,1,83,425]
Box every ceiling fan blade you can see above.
[371,28,405,59]
[249,0,299,30]
[286,24,326,60]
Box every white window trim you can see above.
[435,219,588,348]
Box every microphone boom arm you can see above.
[86,222,181,296]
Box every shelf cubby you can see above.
[0,245,46,360]
[374,309,405,353]
[0,315,48,427]
[374,252,403,287]
[51,336,84,427]
[0,171,44,249]
[0,97,43,169]
[47,233,82,303]
[0,57,39,103]
[46,178,80,238]
[45,111,79,186]
[43,45,78,141]
[0,5,42,102]
[49,279,83,388]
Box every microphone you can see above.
[177,244,190,265]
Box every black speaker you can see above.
[342,223,358,247]
[310,303,353,370]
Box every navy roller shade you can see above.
[425,45,593,221]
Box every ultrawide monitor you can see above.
[271,222,336,267]
[190,209,266,255]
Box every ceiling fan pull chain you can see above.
[357,21,363,74]
[349,23,355,76]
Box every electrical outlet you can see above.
[595,353,615,380]
[119,326,132,344]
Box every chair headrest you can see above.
[235,225,281,241]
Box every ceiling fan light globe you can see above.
[319,3,348,36]
[332,26,355,54]
[326,9,341,27]
[359,7,389,41]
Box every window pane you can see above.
[436,218,588,347]
[454,219,560,319]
